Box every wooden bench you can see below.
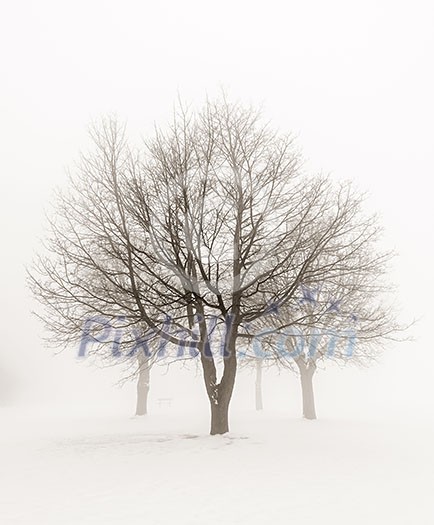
[157,397,172,408]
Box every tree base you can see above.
[210,403,230,435]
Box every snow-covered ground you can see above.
[1,408,433,524]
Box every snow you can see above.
[1,408,433,524]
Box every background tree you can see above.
[250,231,399,420]
[27,121,190,417]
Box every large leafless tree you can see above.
[29,98,397,434]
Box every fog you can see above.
[0,1,433,523]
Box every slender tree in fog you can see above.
[286,278,397,420]
[29,97,398,434]
[248,240,398,420]
[27,122,165,417]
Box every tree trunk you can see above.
[299,364,316,420]
[202,322,238,435]
[207,348,237,434]
[255,358,263,411]
[135,354,150,416]
[210,399,230,435]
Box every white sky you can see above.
[0,0,433,415]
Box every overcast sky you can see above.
[1,0,433,414]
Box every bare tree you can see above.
[290,282,397,420]
[248,237,399,420]
[27,121,182,417]
[121,332,157,417]
[29,98,397,434]
[237,330,275,412]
